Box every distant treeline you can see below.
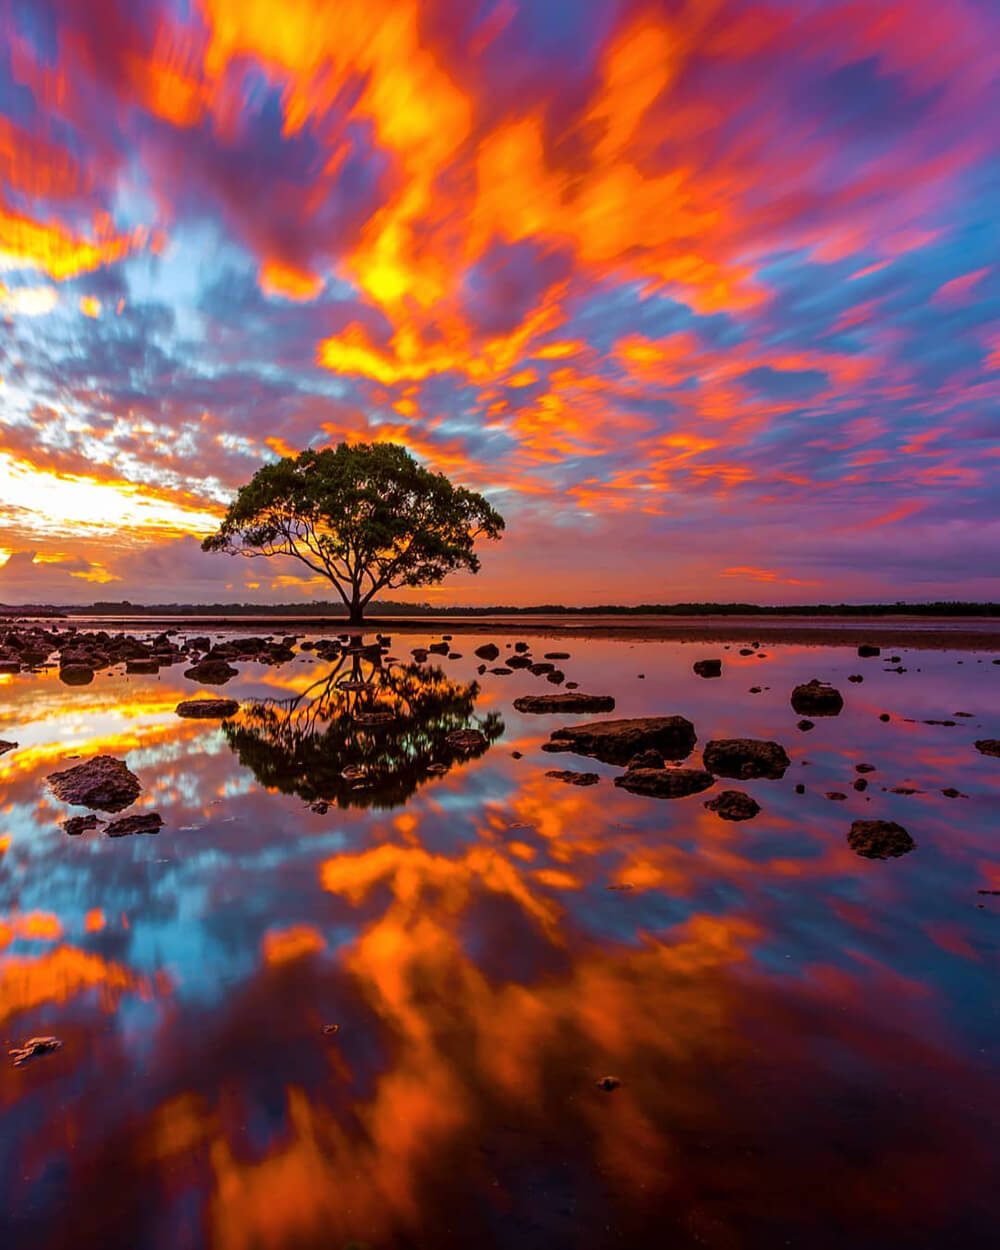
[34,599,1000,618]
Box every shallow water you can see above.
[1,633,998,1249]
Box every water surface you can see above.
[2,633,998,1248]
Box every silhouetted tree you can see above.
[202,442,505,623]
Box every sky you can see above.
[0,0,998,607]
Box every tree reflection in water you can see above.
[223,639,504,809]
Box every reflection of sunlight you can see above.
[0,945,149,1024]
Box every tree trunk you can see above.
[348,594,364,626]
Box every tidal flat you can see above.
[1,626,998,1248]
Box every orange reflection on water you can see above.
[261,925,327,965]
[0,945,149,1024]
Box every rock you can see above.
[507,655,534,669]
[545,670,565,684]
[529,662,555,675]
[879,713,891,722]
[545,770,600,786]
[428,642,449,655]
[848,820,914,860]
[0,659,20,673]
[565,681,579,689]
[825,791,847,801]
[693,658,722,678]
[9,1036,62,1066]
[941,788,966,798]
[310,801,329,814]
[514,642,530,653]
[858,644,881,657]
[514,693,616,715]
[62,814,102,835]
[105,812,163,837]
[974,739,1000,758]
[626,749,664,771]
[797,719,814,732]
[596,1076,621,1092]
[853,778,868,792]
[848,674,864,683]
[47,755,141,812]
[490,666,513,675]
[474,643,500,660]
[855,763,876,773]
[704,790,760,821]
[739,648,755,656]
[59,664,94,685]
[543,715,695,765]
[544,652,570,660]
[749,686,762,694]
[126,658,159,674]
[703,738,789,780]
[0,739,17,756]
[445,728,488,753]
[412,649,429,662]
[510,750,523,759]
[615,767,714,799]
[184,660,238,685]
[795,783,805,794]
[175,698,239,719]
[322,1023,340,1035]
[790,680,844,716]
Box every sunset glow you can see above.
[1,0,998,603]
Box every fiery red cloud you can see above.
[1,0,998,603]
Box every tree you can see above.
[201,442,505,623]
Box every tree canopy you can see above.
[202,442,505,622]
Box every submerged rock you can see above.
[544,652,571,660]
[704,790,760,821]
[9,1036,62,1066]
[62,814,102,835]
[176,698,239,718]
[474,643,500,660]
[125,658,159,674]
[703,738,789,780]
[857,644,881,657]
[514,693,615,714]
[790,680,844,716]
[974,739,1000,758]
[543,715,695,765]
[848,819,914,860]
[693,658,722,678]
[105,812,163,837]
[47,755,141,812]
[545,769,600,786]
[615,767,714,799]
[797,720,814,732]
[184,659,238,685]
[59,664,94,685]
[445,728,488,753]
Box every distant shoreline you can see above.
[10,612,999,651]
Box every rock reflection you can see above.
[223,642,504,810]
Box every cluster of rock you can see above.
[47,754,163,838]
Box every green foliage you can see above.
[201,442,505,620]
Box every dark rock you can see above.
[490,666,513,675]
[59,664,94,685]
[428,642,450,655]
[565,681,579,689]
[974,739,999,757]
[310,801,329,814]
[9,1036,62,1066]
[184,659,238,685]
[739,648,754,656]
[848,820,914,860]
[175,698,239,719]
[545,670,565,684]
[879,713,891,722]
[0,659,20,673]
[615,767,714,799]
[544,652,570,660]
[507,655,534,669]
[0,739,17,756]
[703,739,789,780]
[790,680,844,716]
[514,693,616,715]
[856,763,876,773]
[693,658,722,678]
[445,728,488,753]
[795,783,805,794]
[474,643,500,661]
[626,749,664,771]
[797,719,814,732]
[825,791,847,801]
[105,812,163,837]
[510,750,523,759]
[514,642,530,653]
[853,778,868,792]
[749,686,762,694]
[923,719,956,727]
[528,662,555,675]
[704,790,760,821]
[544,715,694,764]
[596,1076,621,1092]
[848,674,864,683]
[545,770,600,786]
[890,786,923,795]
[447,652,462,660]
[47,755,141,812]
[412,649,429,662]
[941,788,966,798]
[858,645,881,657]
[62,814,102,835]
